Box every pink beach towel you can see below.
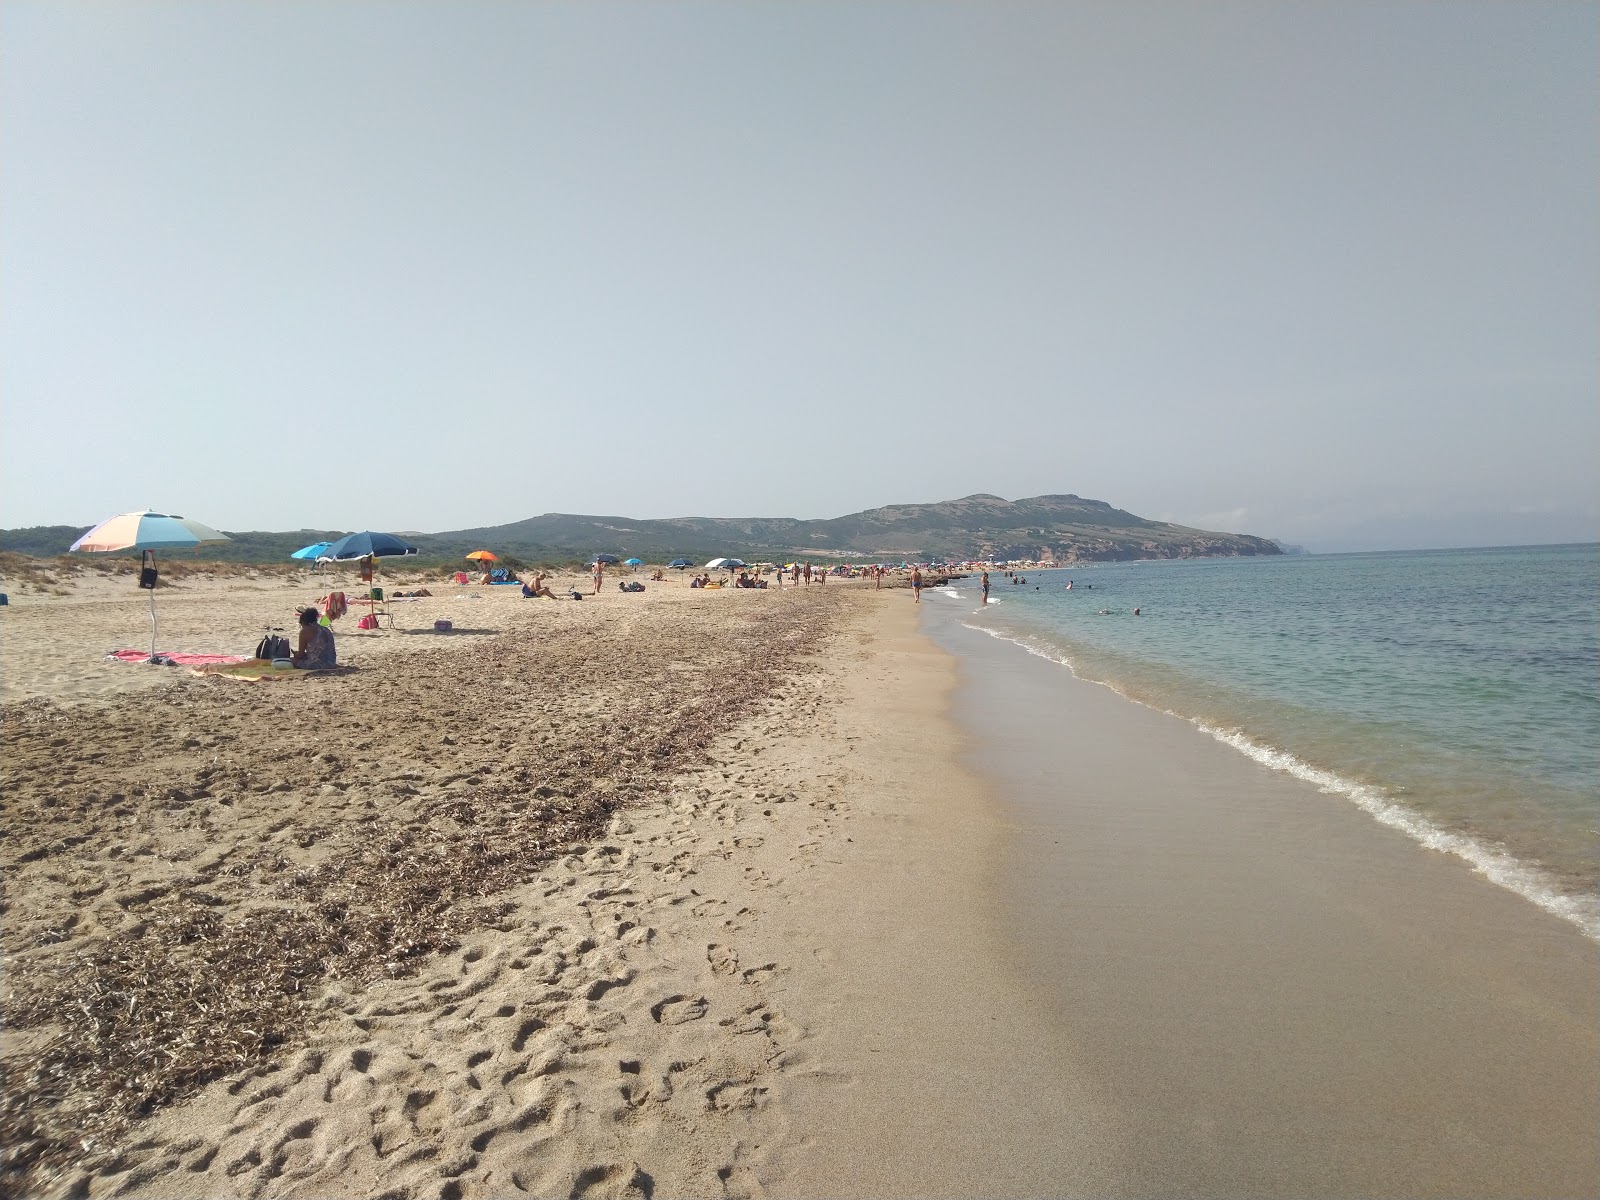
[108,649,251,666]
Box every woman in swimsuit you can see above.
[292,606,337,669]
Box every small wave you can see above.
[958,621,1600,943]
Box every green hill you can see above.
[0,495,1280,566]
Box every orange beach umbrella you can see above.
[465,550,499,562]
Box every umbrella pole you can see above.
[149,556,159,662]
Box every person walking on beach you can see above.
[981,571,990,605]
[803,562,811,584]
[911,567,922,603]
[592,560,603,595]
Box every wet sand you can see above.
[925,609,1600,1198]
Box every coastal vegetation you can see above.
[0,494,1280,567]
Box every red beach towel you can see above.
[107,649,251,666]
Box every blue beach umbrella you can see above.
[667,558,692,569]
[291,541,333,560]
[324,531,418,621]
[589,553,622,566]
[324,531,419,561]
[623,558,643,566]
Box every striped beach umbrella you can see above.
[70,510,231,662]
[70,510,229,553]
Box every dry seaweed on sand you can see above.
[0,593,839,1195]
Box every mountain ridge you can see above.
[0,494,1281,564]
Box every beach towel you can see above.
[193,660,356,682]
[322,591,348,620]
[108,649,251,666]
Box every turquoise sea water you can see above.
[939,544,1599,938]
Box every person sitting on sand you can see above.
[522,572,556,599]
[292,606,337,669]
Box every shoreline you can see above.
[6,572,1595,1196]
[959,612,1600,944]
[925,603,1600,1197]
[942,551,1600,940]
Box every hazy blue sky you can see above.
[3,2,1595,552]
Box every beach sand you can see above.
[4,569,1596,1197]
[2,572,1082,1198]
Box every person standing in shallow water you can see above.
[981,571,990,605]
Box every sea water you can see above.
[934,544,1600,939]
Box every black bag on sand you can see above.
[254,634,291,660]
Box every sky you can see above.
[2,2,1595,553]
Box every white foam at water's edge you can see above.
[958,620,1600,943]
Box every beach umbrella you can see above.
[70,510,231,662]
[465,550,498,562]
[71,511,228,553]
[667,558,692,569]
[623,558,643,566]
[291,541,333,560]
[705,557,747,570]
[589,553,621,565]
[324,531,419,560]
[324,531,419,621]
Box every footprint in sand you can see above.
[649,994,709,1025]
[706,944,739,976]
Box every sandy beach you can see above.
[3,567,1597,1198]
[2,569,1073,1199]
